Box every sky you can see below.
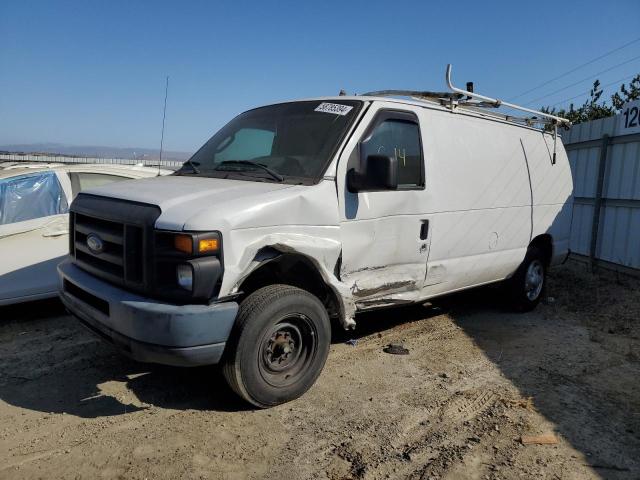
[1,0,640,153]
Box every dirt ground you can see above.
[1,262,639,480]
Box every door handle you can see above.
[420,220,429,240]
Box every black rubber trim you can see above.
[63,279,109,316]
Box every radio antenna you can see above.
[158,75,169,176]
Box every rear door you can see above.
[336,103,431,308]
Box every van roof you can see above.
[273,96,559,136]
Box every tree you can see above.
[541,74,640,126]
[611,74,640,109]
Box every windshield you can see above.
[177,100,362,184]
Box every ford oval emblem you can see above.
[86,233,104,254]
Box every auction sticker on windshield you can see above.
[314,103,353,116]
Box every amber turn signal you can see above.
[174,234,193,254]
[198,238,219,253]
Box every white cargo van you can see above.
[58,66,573,407]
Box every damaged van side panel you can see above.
[206,180,357,328]
[334,101,432,308]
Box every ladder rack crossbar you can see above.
[445,64,571,126]
[358,65,571,130]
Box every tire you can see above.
[507,246,547,312]
[222,284,331,408]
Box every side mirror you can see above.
[347,154,398,192]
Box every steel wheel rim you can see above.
[258,313,318,388]
[525,260,544,301]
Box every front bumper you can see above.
[58,259,238,367]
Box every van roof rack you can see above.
[361,64,571,130]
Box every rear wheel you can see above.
[222,284,331,408]
[507,246,547,311]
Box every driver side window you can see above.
[214,128,275,162]
[361,114,424,188]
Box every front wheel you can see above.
[507,247,547,311]
[222,284,331,408]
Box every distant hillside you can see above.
[0,143,192,161]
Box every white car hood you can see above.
[82,175,302,231]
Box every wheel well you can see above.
[529,234,553,266]
[237,252,341,319]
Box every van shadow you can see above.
[331,301,447,343]
[0,295,447,419]
[0,298,448,421]
[0,297,465,420]
[0,299,246,418]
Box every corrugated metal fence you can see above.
[564,105,640,273]
[0,152,183,169]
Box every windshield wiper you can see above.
[215,160,284,182]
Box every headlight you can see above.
[174,234,193,254]
[176,264,194,290]
[155,230,223,301]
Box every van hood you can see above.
[83,175,298,230]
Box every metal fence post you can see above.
[589,134,610,272]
